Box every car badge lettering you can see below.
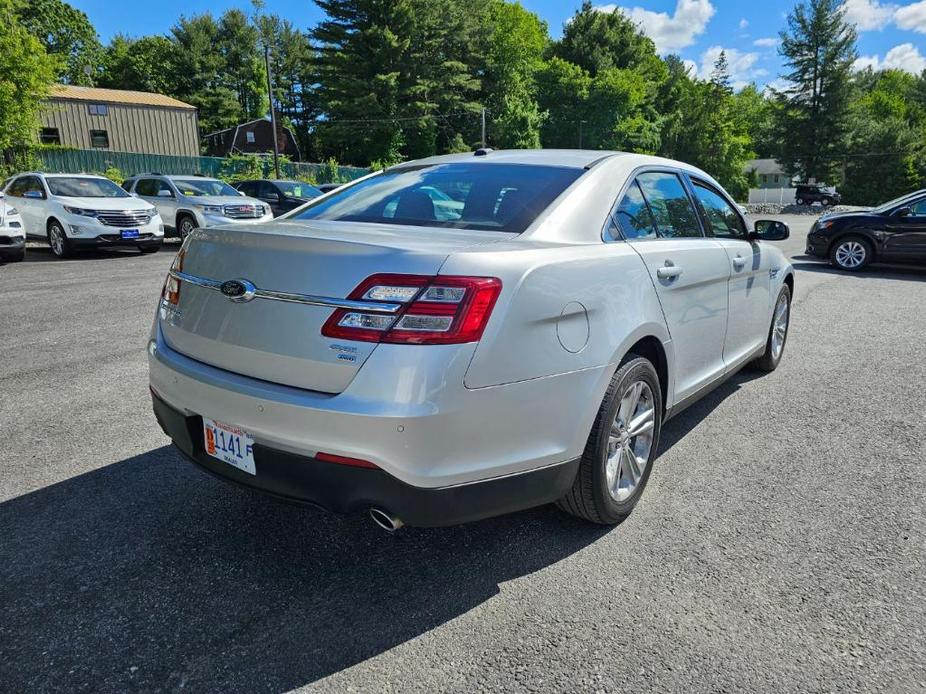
[220,278,257,303]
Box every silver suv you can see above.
[123,174,272,239]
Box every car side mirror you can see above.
[156,190,173,198]
[751,219,789,241]
[23,190,44,199]
[895,206,912,218]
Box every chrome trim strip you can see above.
[168,270,403,313]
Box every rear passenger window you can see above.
[692,181,747,239]
[612,181,657,240]
[636,172,701,238]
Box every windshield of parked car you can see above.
[276,181,322,199]
[46,177,129,198]
[174,179,240,197]
[292,163,583,233]
[872,190,926,214]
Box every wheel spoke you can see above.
[627,407,655,437]
[622,447,640,485]
[618,381,642,423]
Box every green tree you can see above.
[536,57,591,148]
[732,84,776,158]
[98,35,178,94]
[312,0,417,164]
[553,1,665,81]
[482,0,548,149]
[15,0,102,85]
[771,0,857,184]
[841,69,925,205]
[0,0,57,153]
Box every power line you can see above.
[310,110,489,126]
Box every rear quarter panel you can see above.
[441,242,670,390]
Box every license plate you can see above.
[202,418,256,475]
[121,229,139,238]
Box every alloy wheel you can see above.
[835,240,866,269]
[50,226,65,256]
[771,292,789,360]
[180,218,195,239]
[605,379,656,502]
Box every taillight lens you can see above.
[160,249,185,306]
[322,273,502,345]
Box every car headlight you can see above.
[7,207,17,215]
[197,204,224,215]
[64,206,98,217]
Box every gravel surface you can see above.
[1,221,924,693]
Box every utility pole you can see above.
[480,108,486,149]
[578,120,587,149]
[264,43,281,180]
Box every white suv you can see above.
[3,173,163,258]
[123,174,272,239]
[0,192,25,263]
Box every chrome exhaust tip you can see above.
[369,508,404,532]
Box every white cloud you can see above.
[895,1,926,32]
[695,46,762,89]
[853,42,926,72]
[753,37,778,47]
[595,0,716,53]
[739,18,749,29]
[841,0,898,30]
[682,58,699,75]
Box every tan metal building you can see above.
[40,85,200,157]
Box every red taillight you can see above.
[161,249,185,306]
[316,451,380,469]
[321,273,502,345]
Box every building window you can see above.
[246,131,256,143]
[40,127,61,145]
[88,104,109,116]
[90,129,109,148]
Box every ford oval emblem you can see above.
[220,278,257,303]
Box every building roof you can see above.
[745,158,786,175]
[48,84,195,110]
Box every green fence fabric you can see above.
[35,149,369,183]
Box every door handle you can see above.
[656,262,682,280]
[732,255,746,270]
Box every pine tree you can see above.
[772,0,857,184]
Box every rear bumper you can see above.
[152,392,578,526]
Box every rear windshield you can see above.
[292,163,584,233]
[47,177,129,198]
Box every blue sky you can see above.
[73,0,926,88]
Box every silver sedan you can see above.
[148,150,793,530]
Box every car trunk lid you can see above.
[159,221,503,393]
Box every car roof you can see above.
[18,172,108,179]
[391,149,624,170]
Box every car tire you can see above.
[139,243,161,254]
[753,284,791,372]
[557,354,663,525]
[830,235,872,271]
[177,214,198,240]
[821,197,832,207]
[7,248,25,262]
[48,220,72,259]
[796,197,805,205]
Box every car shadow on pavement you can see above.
[658,368,765,455]
[0,446,609,692]
[790,258,926,281]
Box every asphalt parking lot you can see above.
[1,217,924,692]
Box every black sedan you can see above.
[806,190,926,270]
[233,179,323,217]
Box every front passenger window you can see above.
[636,172,701,238]
[910,199,926,216]
[692,182,747,239]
